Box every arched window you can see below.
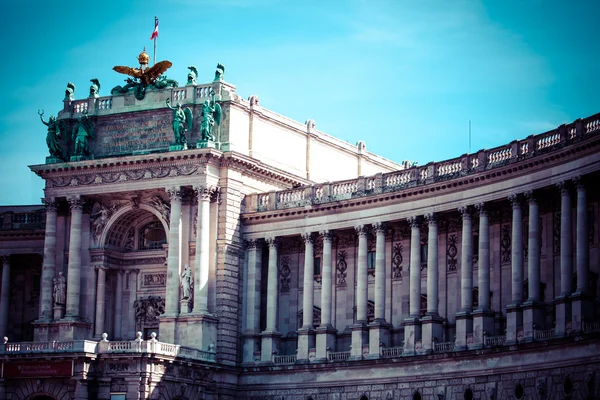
[138,221,167,250]
[412,391,421,400]
[464,388,473,400]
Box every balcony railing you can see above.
[245,113,600,213]
[534,328,555,341]
[433,342,455,353]
[1,210,45,230]
[484,335,506,347]
[273,354,297,364]
[327,351,351,361]
[381,346,404,358]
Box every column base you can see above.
[402,317,421,356]
[52,320,92,341]
[242,329,261,365]
[420,314,444,354]
[571,292,593,333]
[505,304,523,344]
[296,327,315,362]
[522,301,545,341]
[367,320,391,359]
[455,311,473,350]
[473,309,495,348]
[158,315,178,343]
[180,299,192,314]
[53,305,65,320]
[260,330,282,363]
[554,295,571,337]
[169,143,185,151]
[349,322,369,360]
[315,324,337,362]
[196,139,216,149]
[178,313,219,351]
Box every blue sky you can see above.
[0,0,598,205]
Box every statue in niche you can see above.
[180,264,193,300]
[214,63,225,82]
[200,89,222,142]
[187,66,198,85]
[165,98,192,145]
[89,78,101,97]
[53,272,66,306]
[64,82,75,101]
[38,110,62,159]
[90,202,110,240]
[72,110,94,156]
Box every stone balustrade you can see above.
[0,209,45,231]
[245,113,600,213]
[484,335,507,347]
[381,346,404,358]
[0,340,97,354]
[433,342,455,353]
[534,329,555,341]
[327,351,351,361]
[273,354,297,364]
[583,320,600,333]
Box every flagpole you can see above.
[153,16,157,66]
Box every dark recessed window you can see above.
[367,251,376,269]
[138,221,167,250]
[515,383,524,400]
[564,377,573,396]
[314,257,321,276]
[464,388,473,400]
[413,392,421,400]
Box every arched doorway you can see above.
[29,395,56,400]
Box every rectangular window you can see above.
[367,251,376,269]
[314,257,321,276]
[110,394,126,400]
[420,243,428,263]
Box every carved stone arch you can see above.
[14,379,66,400]
[26,395,58,400]
[98,203,169,249]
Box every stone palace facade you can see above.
[0,59,599,400]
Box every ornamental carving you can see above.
[553,210,561,255]
[336,250,348,285]
[279,256,291,292]
[142,273,166,287]
[133,296,165,322]
[501,224,511,263]
[149,195,171,223]
[447,234,458,272]
[392,242,403,279]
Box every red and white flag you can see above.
[150,17,159,40]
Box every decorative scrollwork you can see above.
[336,250,348,285]
[280,256,291,292]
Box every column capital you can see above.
[475,202,487,215]
[166,186,182,201]
[194,184,219,201]
[42,197,57,212]
[131,268,140,275]
[372,222,387,234]
[244,238,261,250]
[508,194,521,209]
[265,236,279,248]
[424,213,437,225]
[556,180,570,194]
[407,216,420,228]
[302,232,315,244]
[94,265,107,272]
[319,230,334,242]
[0,255,9,266]
[573,176,585,191]
[524,190,537,204]
[67,195,83,210]
[458,206,471,220]
[354,225,368,237]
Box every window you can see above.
[367,251,376,269]
[314,257,321,276]
[420,243,428,263]
[110,395,126,400]
[138,221,166,250]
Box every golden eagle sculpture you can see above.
[111,48,175,100]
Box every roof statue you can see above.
[214,63,225,82]
[111,48,173,100]
[166,98,193,146]
[199,89,222,144]
[38,109,63,162]
[71,109,94,161]
[187,66,198,85]
[64,82,75,101]
[89,78,101,98]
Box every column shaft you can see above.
[576,182,588,294]
[460,208,473,312]
[510,195,523,304]
[320,231,333,327]
[426,215,438,314]
[478,205,491,310]
[0,257,10,337]
[559,183,573,296]
[40,200,57,320]
[356,227,368,322]
[302,233,315,328]
[265,237,279,332]
[165,188,182,315]
[245,241,261,332]
[94,267,106,337]
[66,196,83,318]
[527,194,541,301]
[374,224,386,320]
[409,217,421,317]
[114,270,123,339]
[194,186,212,313]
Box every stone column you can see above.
[39,198,57,321]
[369,222,390,358]
[506,194,524,344]
[455,206,473,350]
[522,191,544,340]
[473,203,495,346]
[555,181,572,337]
[403,216,422,356]
[0,256,10,337]
[113,269,124,339]
[316,230,336,361]
[242,239,262,364]
[94,266,107,339]
[65,195,83,319]
[351,225,369,359]
[572,177,591,332]
[298,232,316,361]
[421,214,443,354]
[193,185,214,314]
[261,236,281,362]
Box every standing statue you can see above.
[91,202,110,241]
[53,272,66,306]
[180,264,193,300]
[89,78,101,97]
[214,63,225,82]
[64,82,76,101]
[38,110,62,158]
[72,110,94,157]
[187,66,198,85]
[165,98,192,145]
[200,89,222,142]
